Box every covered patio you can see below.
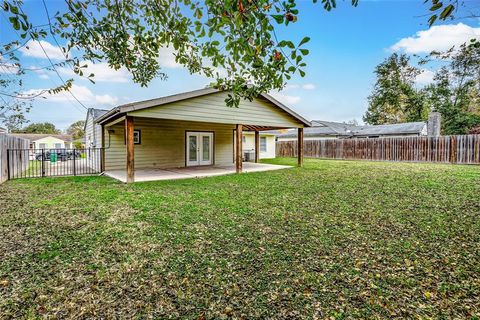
[104,162,292,183]
[96,88,310,183]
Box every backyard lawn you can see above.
[1,158,479,319]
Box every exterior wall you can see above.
[128,91,304,128]
[85,111,103,147]
[32,136,70,149]
[242,133,276,159]
[104,118,235,170]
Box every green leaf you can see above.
[439,4,454,19]
[271,14,284,24]
[299,69,305,77]
[428,14,437,26]
[9,17,20,30]
[299,37,310,47]
[430,3,443,11]
[299,49,309,55]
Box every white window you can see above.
[54,143,62,149]
[260,137,267,152]
[242,135,246,143]
[39,143,47,149]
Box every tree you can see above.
[422,40,480,134]
[425,0,479,26]
[1,0,332,107]
[2,0,473,109]
[2,114,29,132]
[363,53,428,125]
[67,120,85,140]
[0,67,32,132]
[14,122,61,134]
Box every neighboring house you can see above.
[277,120,429,141]
[242,131,276,159]
[84,108,109,148]
[9,134,73,149]
[0,127,6,134]
[93,88,310,182]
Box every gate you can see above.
[7,148,104,180]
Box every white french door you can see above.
[186,132,213,166]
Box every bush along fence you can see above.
[276,135,480,164]
[0,134,30,184]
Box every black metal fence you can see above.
[7,148,103,180]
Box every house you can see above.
[93,88,310,183]
[9,134,73,149]
[276,120,430,141]
[0,127,6,134]
[84,108,109,148]
[242,131,276,159]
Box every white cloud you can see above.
[58,62,130,83]
[157,46,182,69]
[23,84,118,106]
[0,62,19,74]
[19,40,66,60]
[390,23,480,54]
[416,69,435,85]
[38,74,49,80]
[285,83,316,91]
[270,92,301,105]
[285,84,300,90]
[302,83,316,90]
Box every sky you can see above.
[1,0,480,130]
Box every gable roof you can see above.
[9,133,73,142]
[96,88,311,127]
[91,108,109,120]
[277,121,426,138]
[352,122,426,136]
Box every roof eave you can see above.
[96,88,311,128]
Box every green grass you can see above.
[1,158,479,318]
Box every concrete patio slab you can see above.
[104,162,292,183]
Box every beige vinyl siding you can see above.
[104,118,235,170]
[128,91,304,128]
[85,112,94,147]
[85,112,104,148]
[242,133,276,159]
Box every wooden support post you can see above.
[100,124,105,172]
[125,116,135,183]
[298,127,304,167]
[236,124,243,173]
[255,130,260,163]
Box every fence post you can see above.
[41,149,45,177]
[450,136,457,163]
[73,149,76,176]
[6,149,10,180]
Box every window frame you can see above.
[260,136,267,152]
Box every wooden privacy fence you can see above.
[276,135,480,164]
[0,134,30,184]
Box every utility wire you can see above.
[17,5,88,111]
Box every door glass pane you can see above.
[189,136,197,161]
[202,136,210,161]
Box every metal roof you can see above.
[91,108,109,120]
[95,88,311,127]
[277,121,426,138]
